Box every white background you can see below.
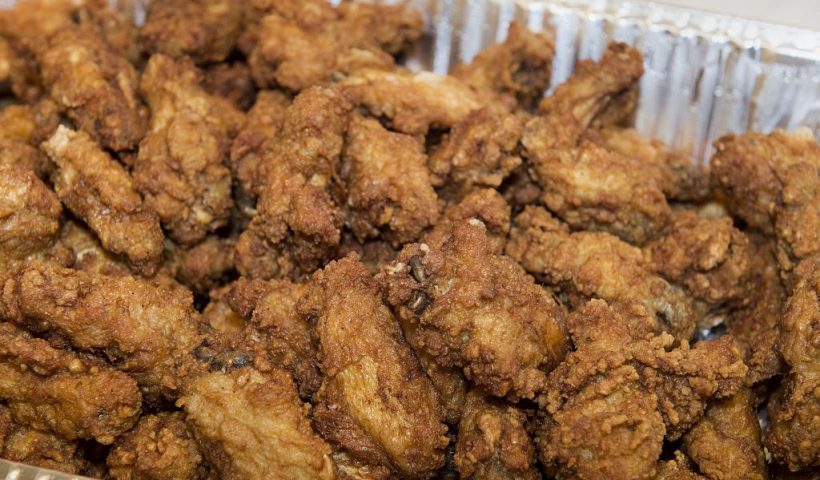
[656,0,819,30]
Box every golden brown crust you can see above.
[134,54,243,246]
[383,219,568,400]
[0,409,88,475]
[309,256,448,476]
[200,62,256,111]
[107,412,208,480]
[44,126,164,276]
[165,237,236,294]
[181,368,335,480]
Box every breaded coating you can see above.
[764,257,820,471]
[0,163,62,269]
[455,389,538,480]
[0,409,88,474]
[201,62,256,111]
[44,126,164,276]
[0,104,51,176]
[107,412,208,480]
[383,219,568,400]
[235,87,349,279]
[57,220,132,277]
[340,68,500,136]
[506,206,697,341]
[308,256,449,476]
[452,22,554,109]
[429,108,524,197]
[644,210,755,306]
[522,43,668,244]
[135,54,243,245]
[588,128,709,201]
[342,114,440,245]
[244,0,422,91]
[37,25,147,151]
[181,368,335,480]
[165,237,235,294]
[683,388,767,480]
[773,142,819,276]
[225,278,321,400]
[725,236,786,385]
[229,90,291,201]
[0,322,141,444]
[139,0,243,64]
[2,261,203,401]
[656,452,709,480]
[439,188,512,255]
[538,301,747,479]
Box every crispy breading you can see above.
[429,108,524,197]
[165,237,236,294]
[0,322,141,444]
[455,389,538,480]
[522,43,668,244]
[37,24,147,151]
[506,206,697,341]
[439,188,512,254]
[452,22,554,109]
[139,0,244,64]
[644,210,755,306]
[0,407,88,474]
[107,412,208,480]
[0,104,52,176]
[656,452,708,480]
[308,256,449,476]
[0,163,62,270]
[181,367,335,480]
[235,87,349,279]
[383,219,568,400]
[764,257,820,471]
[200,62,256,111]
[134,54,243,245]
[44,126,164,276]
[1,261,203,401]
[342,114,440,245]
[225,278,322,400]
[683,388,767,480]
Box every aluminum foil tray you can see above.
[1,0,818,479]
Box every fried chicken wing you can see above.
[764,257,820,471]
[0,163,62,270]
[244,0,421,91]
[44,126,164,276]
[1,261,202,401]
[682,388,767,480]
[139,0,244,65]
[134,54,243,245]
[522,43,669,244]
[454,389,538,480]
[37,24,147,151]
[235,86,349,279]
[452,22,554,110]
[0,407,88,474]
[383,218,568,400]
[308,256,448,476]
[506,206,697,341]
[0,322,141,444]
[342,114,440,245]
[107,412,208,480]
[181,367,334,480]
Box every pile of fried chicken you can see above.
[0,0,816,479]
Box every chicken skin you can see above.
[452,22,554,110]
[180,367,334,480]
[454,389,538,480]
[682,388,767,480]
[308,256,449,477]
[538,300,747,480]
[134,54,243,246]
[37,24,147,151]
[44,126,164,276]
[1,261,203,402]
[383,218,568,400]
[0,322,141,445]
[506,206,697,341]
[107,412,208,480]
[139,0,244,65]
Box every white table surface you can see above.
[655,0,819,30]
